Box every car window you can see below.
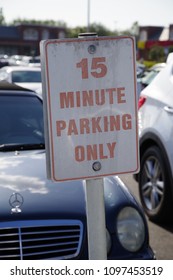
[12,70,41,83]
[141,70,158,86]
[0,95,44,145]
[29,58,40,63]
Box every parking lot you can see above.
[0,23,173,261]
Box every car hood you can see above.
[0,150,135,222]
[15,82,42,95]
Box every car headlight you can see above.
[117,207,145,252]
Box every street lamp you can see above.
[87,0,90,32]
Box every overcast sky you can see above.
[1,0,173,31]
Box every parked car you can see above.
[8,55,25,66]
[0,66,42,96]
[20,55,41,67]
[139,63,166,90]
[0,82,154,260]
[136,61,146,78]
[135,53,173,223]
[0,54,9,68]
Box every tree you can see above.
[120,21,139,38]
[11,18,67,27]
[0,8,5,25]
[67,26,87,38]
[67,23,118,38]
[8,17,137,38]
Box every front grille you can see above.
[0,220,83,260]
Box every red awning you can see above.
[145,40,173,48]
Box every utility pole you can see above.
[87,0,90,32]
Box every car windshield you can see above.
[12,70,41,83]
[141,70,158,86]
[0,95,44,148]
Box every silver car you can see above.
[135,53,173,223]
[0,66,42,95]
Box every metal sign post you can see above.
[85,178,107,259]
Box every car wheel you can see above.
[139,145,173,223]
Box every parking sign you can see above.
[40,36,139,181]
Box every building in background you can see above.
[0,24,66,56]
[137,24,173,61]
[0,22,173,62]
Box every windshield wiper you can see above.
[0,143,45,152]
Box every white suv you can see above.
[136,53,173,223]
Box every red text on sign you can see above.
[75,142,116,162]
[59,87,126,108]
[56,114,132,136]
[76,57,107,79]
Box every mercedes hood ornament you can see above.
[9,192,24,214]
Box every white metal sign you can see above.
[40,36,139,182]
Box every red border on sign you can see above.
[44,36,139,182]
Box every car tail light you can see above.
[138,96,146,110]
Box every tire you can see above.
[139,145,173,223]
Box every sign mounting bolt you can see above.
[92,161,101,171]
[88,44,96,54]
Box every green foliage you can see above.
[67,26,87,38]
[88,23,117,36]
[11,18,67,27]
[148,45,165,62]
[168,45,173,54]
[67,23,118,38]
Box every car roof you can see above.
[0,81,37,93]
[0,66,41,71]
[166,52,173,64]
